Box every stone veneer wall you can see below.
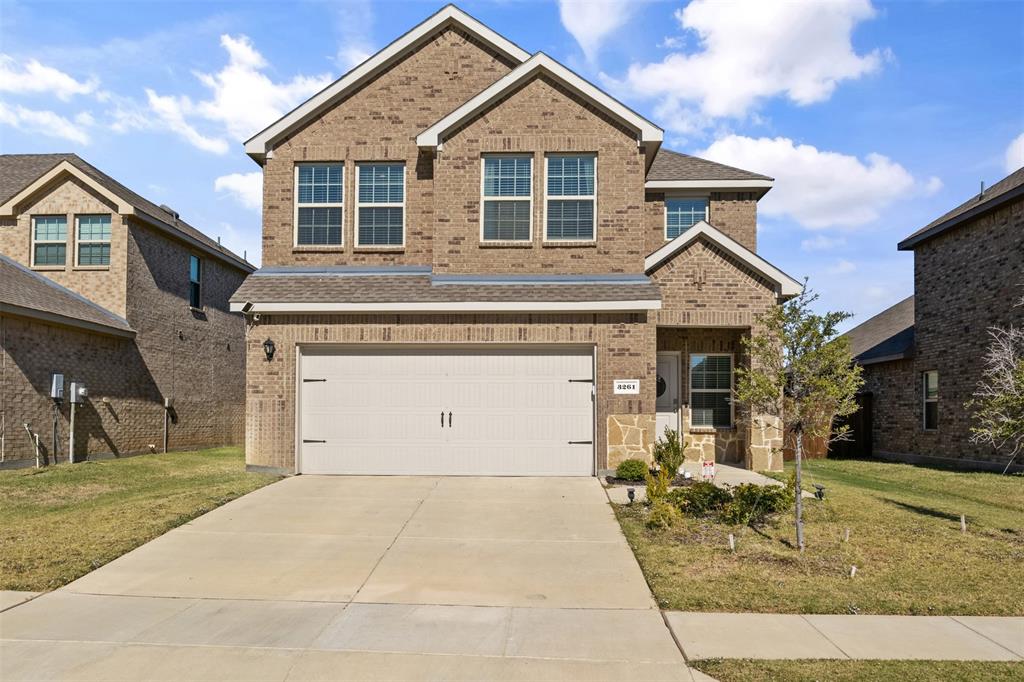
[606,414,656,468]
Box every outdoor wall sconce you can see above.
[262,338,276,362]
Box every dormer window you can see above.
[665,198,708,239]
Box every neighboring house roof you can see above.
[0,154,255,273]
[0,254,134,337]
[230,268,662,313]
[644,220,802,297]
[245,4,531,162]
[416,53,663,164]
[843,295,915,365]
[898,167,1024,250]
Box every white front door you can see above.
[298,346,594,476]
[655,352,680,442]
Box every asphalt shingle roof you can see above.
[232,270,662,306]
[647,148,772,182]
[0,153,253,271]
[843,295,915,365]
[899,167,1024,249]
[0,254,134,335]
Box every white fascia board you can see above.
[0,161,133,216]
[645,179,773,190]
[230,299,662,314]
[644,221,802,297]
[244,5,530,160]
[417,53,664,148]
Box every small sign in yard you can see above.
[702,459,716,480]
[613,379,640,394]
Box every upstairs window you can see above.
[545,154,596,241]
[295,163,343,246]
[76,215,112,266]
[922,371,938,430]
[665,198,708,239]
[481,155,532,241]
[31,215,67,266]
[189,255,202,309]
[357,163,405,247]
[690,354,733,428]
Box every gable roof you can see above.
[416,53,663,163]
[843,295,915,365]
[0,154,255,272]
[644,220,802,297]
[646,149,773,195]
[0,254,134,337]
[244,5,530,162]
[899,167,1024,250]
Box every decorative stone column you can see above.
[746,414,784,471]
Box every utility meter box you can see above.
[69,382,88,403]
[50,373,64,400]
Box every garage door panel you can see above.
[299,347,594,476]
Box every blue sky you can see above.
[1,0,1021,329]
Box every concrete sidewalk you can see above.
[666,612,1024,661]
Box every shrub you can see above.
[719,483,794,526]
[646,500,683,530]
[645,468,671,504]
[667,482,731,516]
[615,458,649,482]
[653,428,686,478]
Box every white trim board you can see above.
[645,179,773,191]
[244,5,531,162]
[644,220,802,297]
[0,161,132,216]
[230,299,662,314]
[417,53,663,150]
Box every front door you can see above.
[655,352,680,441]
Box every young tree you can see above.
[735,285,863,551]
[968,296,1024,474]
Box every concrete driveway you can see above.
[0,476,693,681]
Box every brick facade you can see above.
[862,197,1023,469]
[645,191,758,255]
[0,177,248,463]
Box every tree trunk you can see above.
[794,430,806,552]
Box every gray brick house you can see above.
[0,154,255,464]
[845,167,1024,471]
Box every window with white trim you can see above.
[189,255,202,309]
[665,198,708,239]
[295,163,343,246]
[31,215,67,266]
[545,154,595,241]
[357,163,404,246]
[76,215,111,266]
[690,354,733,428]
[481,155,532,241]
[922,371,938,430]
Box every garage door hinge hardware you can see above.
[568,440,593,445]
[302,439,326,443]
[568,378,594,383]
[302,378,327,383]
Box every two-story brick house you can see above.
[232,5,801,476]
[0,154,254,464]
[845,167,1023,472]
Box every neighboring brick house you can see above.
[232,5,801,476]
[845,167,1024,471]
[0,154,255,464]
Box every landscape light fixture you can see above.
[627,487,635,504]
[262,338,276,362]
[813,483,826,500]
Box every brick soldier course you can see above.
[0,154,254,464]
[234,5,799,475]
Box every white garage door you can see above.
[298,346,594,476]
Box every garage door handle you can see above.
[303,439,326,444]
[441,411,445,428]
[448,411,452,428]
[568,440,593,445]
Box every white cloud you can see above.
[827,259,857,275]
[144,34,331,153]
[1005,132,1024,173]
[609,0,884,134]
[801,234,847,252]
[0,102,91,144]
[335,0,375,70]
[700,135,937,229]
[558,0,637,62]
[0,55,99,101]
[215,171,262,211]
[659,36,683,50]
